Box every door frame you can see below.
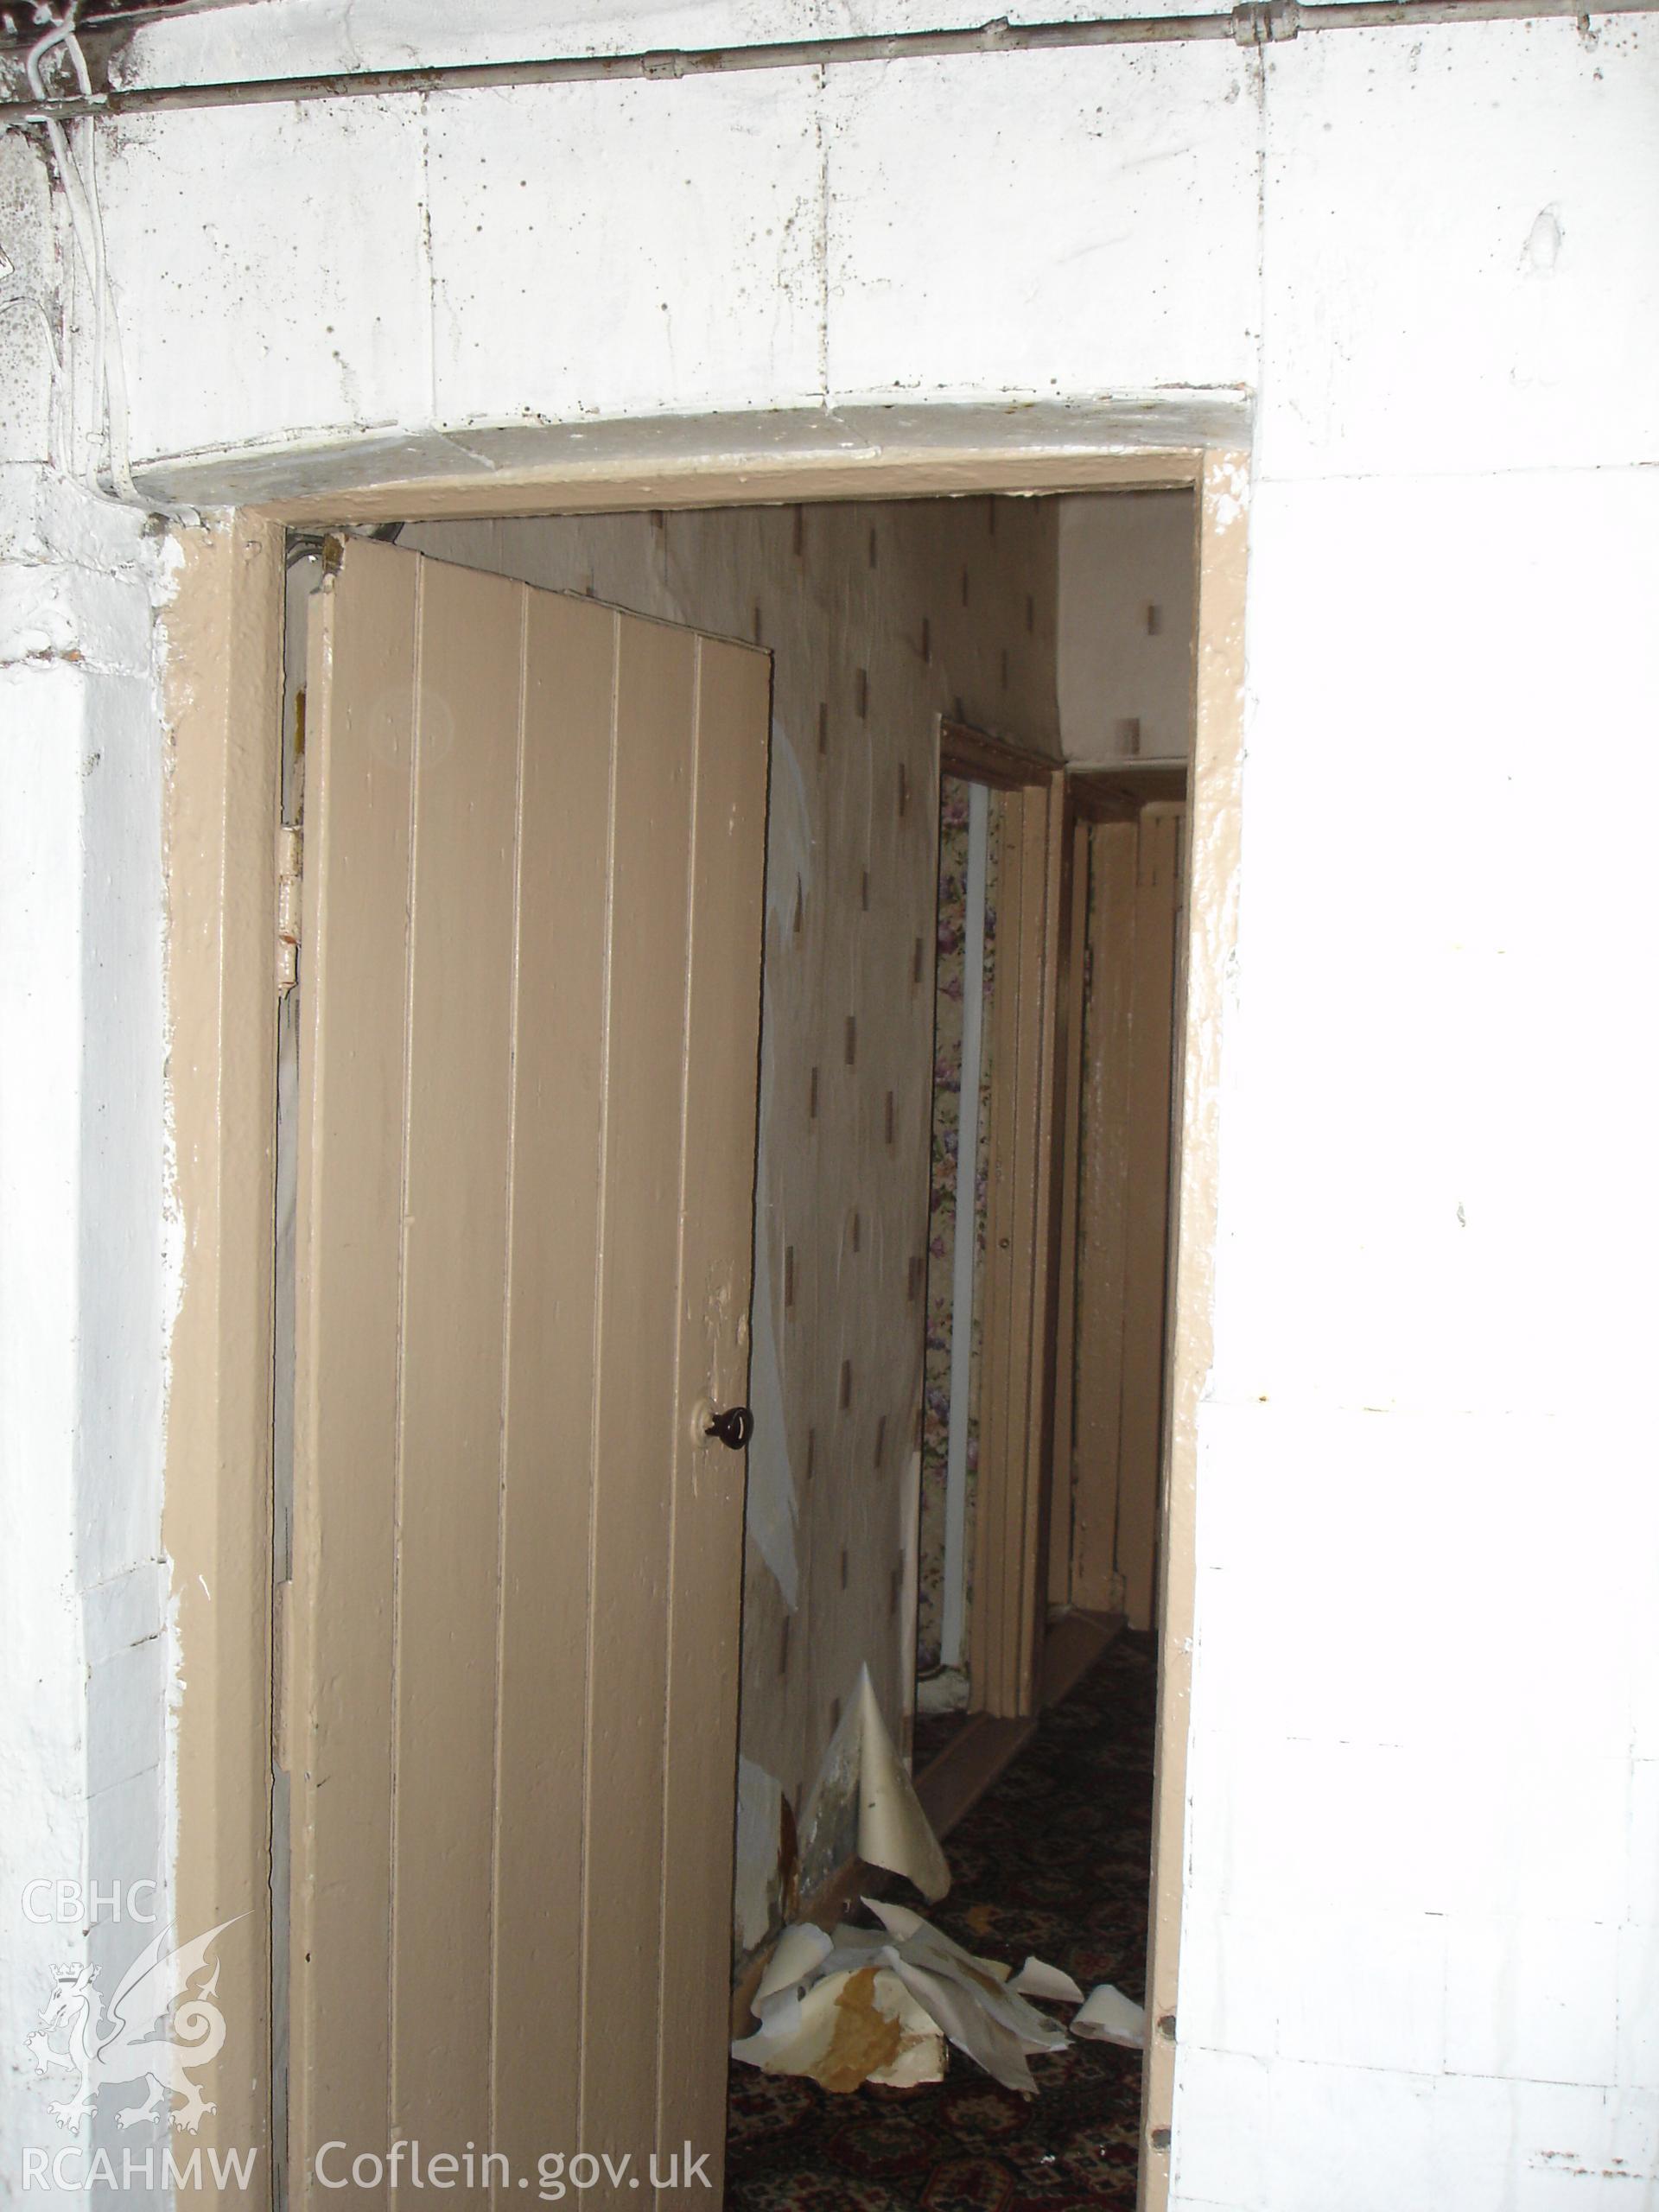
[161,443,1246,2212]
[932,718,1071,1725]
[1064,771,1192,1633]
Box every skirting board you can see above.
[1041,1607,1123,1709]
[914,1713,1037,1841]
[916,1609,1123,1841]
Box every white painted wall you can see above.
[0,462,171,2206]
[2,0,1656,2199]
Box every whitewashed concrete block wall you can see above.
[0,452,172,2203]
[0,0,1654,2200]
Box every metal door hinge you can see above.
[276,823,302,996]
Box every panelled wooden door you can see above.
[1070,802,1185,1630]
[284,542,769,2207]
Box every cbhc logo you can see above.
[21,1881,160,1925]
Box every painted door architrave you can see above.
[160,440,1246,2212]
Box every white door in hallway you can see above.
[283,540,769,2209]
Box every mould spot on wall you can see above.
[734,1758,788,1951]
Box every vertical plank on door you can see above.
[995,785,1053,1716]
[1116,804,1184,1630]
[289,546,419,2203]
[579,618,699,2160]
[492,593,619,2177]
[1013,771,1069,1711]
[1071,821,1136,1613]
[1046,817,1091,1609]
[655,638,771,2209]
[390,560,524,2161]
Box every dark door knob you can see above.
[705,1405,753,1451]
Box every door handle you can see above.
[704,1404,753,1451]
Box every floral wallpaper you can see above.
[916,774,1001,1681]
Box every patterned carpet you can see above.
[726,1633,1156,2210]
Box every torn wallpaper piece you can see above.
[732,1963,946,2093]
[1010,1956,1086,2005]
[733,1903,1081,2099]
[853,1668,950,1901]
[756,1922,834,2009]
[863,1897,1069,2082]
[1071,1982,1146,2048]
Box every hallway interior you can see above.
[727,1635,1155,2210]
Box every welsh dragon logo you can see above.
[28,1917,240,2134]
